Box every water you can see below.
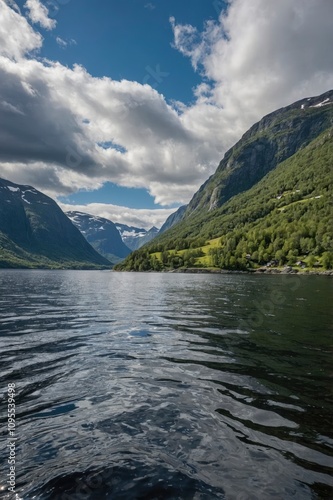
[0,270,332,500]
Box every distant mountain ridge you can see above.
[67,211,131,264]
[0,179,111,269]
[115,223,159,250]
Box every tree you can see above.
[322,252,333,270]
[275,250,286,266]
[161,250,169,265]
[308,255,316,268]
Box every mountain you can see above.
[158,205,187,234]
[116,90,333,272]
[66,211,131,264]
[139,226,159,246]
[0,179,111,269]
[115,223,159,251]
[186,90,333,216]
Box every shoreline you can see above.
[115,267,333,276]
[168,267,333,276]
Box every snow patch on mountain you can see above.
[310,97,331,108]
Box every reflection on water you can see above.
[0,270,332,499]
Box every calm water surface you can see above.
[0,270,332,499]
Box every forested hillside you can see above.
[116,91,333,273]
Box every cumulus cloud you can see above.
[24,0,56,30]
[0,53,209,204]
[0,0,42,59]
[0,0,216,206]
[4,0,20,13]
[59,203,175,230]
[169,16,218,71]
[172,0,333,126]
[0,0,333,220]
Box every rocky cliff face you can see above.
[186,90,333,215]
[158,205,187,234]
[0,179,111,268]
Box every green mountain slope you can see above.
[0,179,112,269]
[116,91,333,272]
[186,90,333,215]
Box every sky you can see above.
[1,0,333,228]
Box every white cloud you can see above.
[172,0,333,127]
[24,0,56,30]
[0,0,42,59]
[169,16,218,71]
[56,36,67,48]
[56,36,77,48]
[0,0,333,219]
[0,51,216,205]
[144,3,155,11]
[59,203,175,230]
[4,0,20,13]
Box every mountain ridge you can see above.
[67,211,131,264]
[116,223,159,250]
[185,89,333,215]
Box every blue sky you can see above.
[1,0,333,227]
[42,0,221,103]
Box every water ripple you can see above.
[0,270,332,499]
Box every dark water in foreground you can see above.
[0,270,332,500]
